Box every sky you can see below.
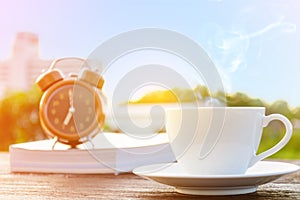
[0,0,300,106]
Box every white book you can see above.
[9,132,175,174]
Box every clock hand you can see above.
[63,107,76,125]
[69,89,75,109]
[63,111,72,126]
[63,90,76,126]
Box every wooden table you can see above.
[0,152,299,199]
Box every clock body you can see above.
[39,78,105,146]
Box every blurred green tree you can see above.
[267,100,293,119]
[0,85,45,151]
[292,107,300,119]
[225,92,267,107]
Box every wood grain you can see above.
[0,153,299,199]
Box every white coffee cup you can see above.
[166,107,293,175]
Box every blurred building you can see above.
[0,32,51,94]
[0,32,80,96]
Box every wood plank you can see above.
[0,153,299,199]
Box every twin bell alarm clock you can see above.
[35,58,105,148]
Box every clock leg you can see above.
[51,137,59,150]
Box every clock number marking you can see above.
[51,109,56,115]
[54,118,59,124]
[53,100,60,107]
[59,94,64,100]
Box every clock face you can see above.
[40,79,104,142]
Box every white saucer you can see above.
[133,161,299,196]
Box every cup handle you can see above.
[248,114,293,167]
